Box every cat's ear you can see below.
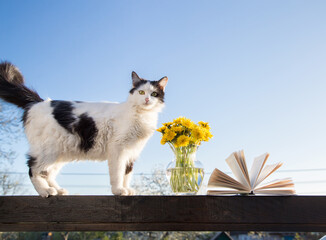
[158,76,168,91]
[132,71,142,87]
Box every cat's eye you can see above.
[139,90,145,95]
[151,92,158,97]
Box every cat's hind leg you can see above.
[46,162,68,195]
[27,155,58,198]
[123,161,135,195]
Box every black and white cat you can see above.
[0,62,168,197]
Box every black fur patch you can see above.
[27,155,36,177]
[129,80,148,94]
[150,81,165,103]
[51,100,76,133]
[22,103,34,126]
[125,162,134,175]
[74,113,98,152]
[51,101,98,152]
[40,171,48,178]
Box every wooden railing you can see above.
[0,196,326,232]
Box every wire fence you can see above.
[3,167,326,176]
[2,168,326,195]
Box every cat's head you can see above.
[129,71,168,111]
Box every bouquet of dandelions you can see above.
[157,117,213,194]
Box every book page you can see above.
[207,189,249,195]
[207,168,249,191]
[238,150,250,186]
[226,152,250,188]
[249,153,269,188]
[254,178,295,195]
[255,162,283,186]
[255,178,294,190]
[253,188,296,195]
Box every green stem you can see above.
[169,146,203,193]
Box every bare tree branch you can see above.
[0,100,24,195]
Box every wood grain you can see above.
[0,195,325,231]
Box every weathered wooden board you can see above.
[0,196,325,231]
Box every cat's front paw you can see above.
[57,188,69,195]
[39,187,58,198]
[112,187,129,196]
[126,188,136,195]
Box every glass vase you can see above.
[166,146,204,195]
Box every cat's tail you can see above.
[0,61,43,109]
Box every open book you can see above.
[207,150,295,195]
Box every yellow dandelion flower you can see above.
[171,126,183,133]
[164,129,177,141]
[160,136,167,145]
[183,118,194,129]
[163,122,173,127]
[192,126,205,142]
[156,126,166,133]
[173,117,184,125]
[188,138,197,146]
[201,128,213,141]
[175,135,191,147]
[205,131,213,141]
[198,121,210,130]
[173,117,194,129]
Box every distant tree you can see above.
[131,166,172,195]
[0,100,24,195]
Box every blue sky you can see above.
[1,1,326,195]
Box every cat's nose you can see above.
[145,97,149,103]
